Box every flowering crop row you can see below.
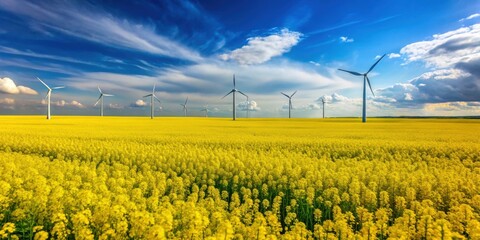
[0,117,479,239]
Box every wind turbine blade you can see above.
[152,84,156,93]
[37,77,51,90]
[103,94,114,97]
[143,94,153,98]
[233,74,236,88]
[98,86,102,93]
[94,95,102,106]
[184,97,188,105]
[52,86,65,90]
[291,90,297,97]
[44,93,49,100]
[338,69,362,76]
[237,91,248,98]
[280,92,289,98]
[221,90,234,99]
[154,95,161,103]
[366,76,375,96]
[367,54,386,74]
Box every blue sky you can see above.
[0,0,479,117]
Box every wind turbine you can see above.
[338,54,385,123]
[143,84,161,119]
[321,97,326,119]
[221,74,247,121]
[201,105,209,117]
[180,97,188,117]
[94,86,114,117]
[37,77,65,120]
[281,91,297,118]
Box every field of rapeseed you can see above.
[0,116,479,239]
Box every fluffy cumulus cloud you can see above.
[0,77,38,95]
[0,97,15,110]
[219,29,302,65]
[41,99,85,108]
[318,93,353,104]
[377,23,480,112]
[423,102,480,115]
[237,100,260,111]
[302,103,321,110]
[399,24,480,68]
[70,100,84,108]
[108,103,123,109]
[339,36,354,43]
[377,69,478,105]
[0,97,15,104]
[131,99,147,107]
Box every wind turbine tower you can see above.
[338,54,385,123]
[143,84,161,119]
[94,86,114,117]
[180,97,188,117]
[321,97,326,119]
[222,74,247,121]
[37,77,65,120]
[281,91,297,119]
[201,105,209,117]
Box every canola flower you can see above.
[0,116,479,239]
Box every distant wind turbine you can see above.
[222,74,247,121]
[180,97,188,117]
[321,97,327,118]
[143,84,161,119]
[338,54,385,122]
[37,77,65,120]
[94,86,114,117]
[281,91,297,118]
[201,105,209,117]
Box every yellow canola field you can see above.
[0,116,479,239]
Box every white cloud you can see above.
[302,103,321,110]
[70,100,84,108]
[131,99,147,107]
[238,100,261,111]
[376,69,478,106]
[219,29,302,65]
[339,36,354,43]
[319,93,352,103]
[400,23,480,68]
[376,23,480,112]
[459,13,480,22]
[388,53,401,59]
[0,97,15,110]
[44,99,85,108]
[0,77,38,95]
[0,97,15,104]
[0,1,202,62]
[108,103,123,109]
[404,93,413,101]
[0,46,99,66]
[309,61,320,66]
[423,102,480,115]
